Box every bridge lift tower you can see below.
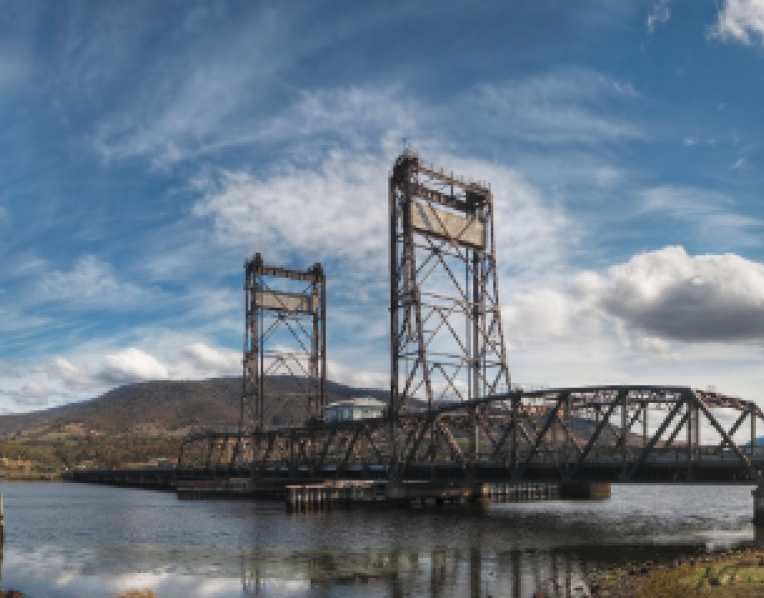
[242,253,327,434]
[389,150,511,415]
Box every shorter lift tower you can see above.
[389,150,511,414]
[242,254,327,434]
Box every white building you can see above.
[322,397,386,422]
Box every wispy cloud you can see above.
[641,186,763,244]
[466,68,642,147]
[85,7,294,169]
[647,0,672,33]
[182,342,240,375]
[36,255,155,309]
[85,6,395,171]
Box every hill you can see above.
[0,377,389,471]
[0,376,389,438]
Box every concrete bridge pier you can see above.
[752,486,764,528]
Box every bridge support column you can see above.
[559,483,611,501]
[752,486,764,527]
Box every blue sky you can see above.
[3,0,764,413]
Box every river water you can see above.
[0,482,759,597]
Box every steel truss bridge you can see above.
[180,384,764,486]
[177,152,764,491]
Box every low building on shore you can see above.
[322,397,386,422]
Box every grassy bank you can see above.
[596,548,764,596]
[0,435,182,472]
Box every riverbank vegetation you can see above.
[0,434,182,472]
[597,548,764,596]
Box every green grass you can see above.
[599,555,764,597]
[0,435,183,471]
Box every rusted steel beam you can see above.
[715,410,748,452]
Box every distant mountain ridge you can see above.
[0,377,390,437]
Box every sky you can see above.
[3,0,764,415]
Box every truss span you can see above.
[181,384,764,486]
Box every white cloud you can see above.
[647,0,672,33]
[37,255,152,309]
[98,347,169,383]
[499,245,764,394]
[192,149,389,273]
[503,290,571,345]
[51,357,91,386]
[711,0,764,44]
[182,342,240,375]
[577,246,764,343]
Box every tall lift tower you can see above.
[389,150,510,416]
[242,253,327,433]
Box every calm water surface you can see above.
[0,482,759,597]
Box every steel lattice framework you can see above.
[242,253,326,433]
[389,150,510,414]
[178,154,764,490]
